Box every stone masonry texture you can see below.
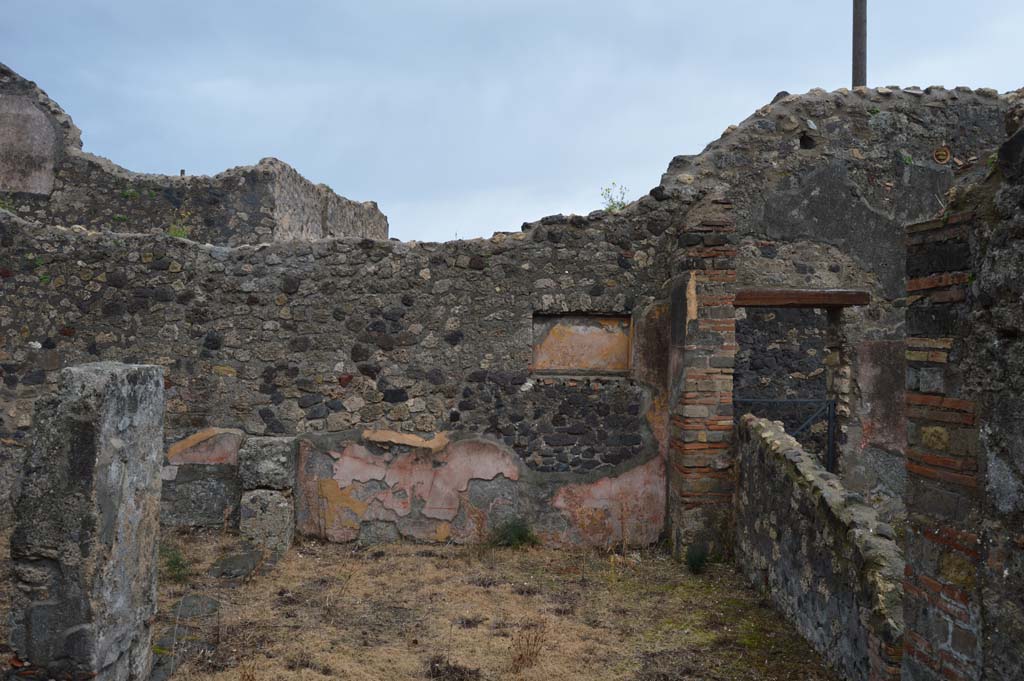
[3,61,1024,680]
[8,362,164,681]
[0,63,387,246]
[734,415,904,681]
[900,90,1024,681]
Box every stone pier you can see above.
[8,363,164,681]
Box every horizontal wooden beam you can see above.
[734,288,871,308]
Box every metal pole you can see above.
[853,0,867,87]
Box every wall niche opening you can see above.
[531,314,632,375]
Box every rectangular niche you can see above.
[531,314,632,375]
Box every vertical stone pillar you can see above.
[8,362,164,681]
[902,214,981,680]
[825,307,853,471]
[667,195,738,557]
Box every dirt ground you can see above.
[148,530,837,681]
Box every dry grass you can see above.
[152,530,838,681]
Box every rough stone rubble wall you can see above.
[970,93,1024,680]
[9,362,163,680]
[733,415,904,681]
[0,200,675,542]
[0,63,387,245]
[0,63,1014,552]
[265,158,387,241]
[660,85,1007,554]
[901,91,1024,681]
[734,306,828,453]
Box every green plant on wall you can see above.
[167,208,194,239]
[0,196,14,212]
[601,183,629,212]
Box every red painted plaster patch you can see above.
[551,456,666,547]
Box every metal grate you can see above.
[734,398,838,473]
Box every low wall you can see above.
[733,415,904,681]
[161,428,296,555]
[295,429,665,547]
[158,425,665,548]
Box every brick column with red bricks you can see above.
[667,197,738,557]
[902,211,983,681]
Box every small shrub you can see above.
[685,541,709,575]
[487,518,539,549]
[167,208,194,239]
[508,620,546,673]
[167,225,191,239]
[160,543,191,583]
[0,196,14,212]
[600,182,629,212]
[120,188,140,200]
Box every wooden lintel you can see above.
[734,288,871,308]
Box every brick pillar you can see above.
[902,213,982,680]
[667,198,737,557]
[9,363,165,680]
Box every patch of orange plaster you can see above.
[533,318,631,372]
[361,429,450,453]
[329,438,521,525]
[166,428,244,465]
[551,456,666,547]
[313,479,366,543]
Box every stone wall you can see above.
[0,61,1017,555]
[902,209,984,681]
[734,306,827,453]
[734,415,904,681]
[0,63,387,245]
[901,90,1024,681]
[970,93,1024,679]
[9,363,163,680]
[0,198,675,540]
[662,85,1008,554]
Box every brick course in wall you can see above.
[903,210,983,681]
[667,195,738,555]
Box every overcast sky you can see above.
[3,1,1022,241]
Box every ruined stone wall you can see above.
[661,86,1008,554]
[9,363,163,680]
[901,92,1024,681]
[734,306,827,453]
[902,207,983,681]
[0,200,675,542]
[734,415,904,681]
[0,63,387,245]
[969,97,1024,680]
[0,64,1016,552]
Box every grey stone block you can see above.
[239,489,294,555]
[9,362,164,681]
[238,436,296,490]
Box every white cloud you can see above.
[4,0,1022,242]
